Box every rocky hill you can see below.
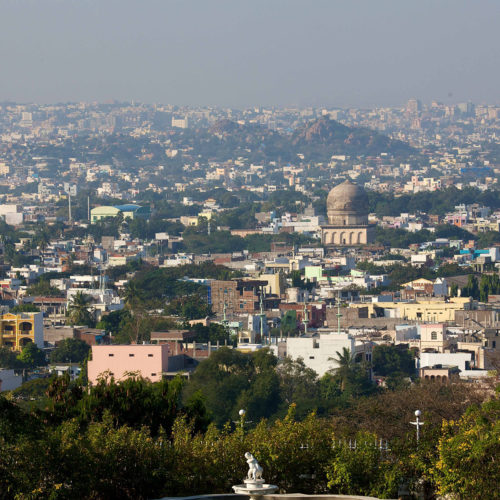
[173,117,416,164]
[291,116,414,158]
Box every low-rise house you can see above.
[87,344,180,384]
[420,365,460,382]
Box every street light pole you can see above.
[410,409,424,444]
[238,408,246,429]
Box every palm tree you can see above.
[122,281,144,312]
[67,291,94,327]
[121,281,147,344]
[329,347,356,392]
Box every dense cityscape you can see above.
[0,97,498,499]
[1,0,499,498]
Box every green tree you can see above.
[330,347,356,392]
[329,347,374,397]
[183,347,280,426]
[276,357,322,418]
[462,275,480,300]
[67,291,95,327]
[96,309,130,336]
[26,279,64,297]
[479,274,500,302]
[434,397,500,500]
[280,310,298,336]
[10,303,40,313]
[50,338,91,363]
[16,342,46,368]
[372,344,415,378]
[327,431,402,498]
[0,346,21,369]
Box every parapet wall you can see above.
[159,494,390,500]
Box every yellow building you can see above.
[0,312,44,351]
[349,297,472,323]
[259,273,286,297]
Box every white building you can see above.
[286,332,355,377]
[419,352,473,372]
[172,117,189,129]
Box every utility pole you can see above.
[337,291,342,334]
[87,196,90,221]
[259,292,265,344]
[68,193,72,223]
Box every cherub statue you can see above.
[245,452,263,481]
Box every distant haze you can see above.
[0,0,499,107]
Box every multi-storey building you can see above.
[0,312,44,351]
[209,279,269,316]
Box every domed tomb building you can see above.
[321,179,374,246]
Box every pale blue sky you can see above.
[0,0,498,107]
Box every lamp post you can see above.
[238,408,246,429]
[410,409,424,444]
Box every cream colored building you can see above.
[321,179,375,246]
[259,273,286,297]
[349,297,472,323]
[418,323,450,352]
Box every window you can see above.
[493,341,496,349]
[129,354,134,357]
[148,354,154,357]
[431,332,438,340]
[108,354,114,357]
[309,356,315,359]
[151,373,157,377]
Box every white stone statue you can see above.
[245,452,263,481]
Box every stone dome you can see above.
[326,179,369,225]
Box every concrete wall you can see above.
[33,312,44,348]
[419,352,472,372]
[0,369,22,392]
[88,344,169,384]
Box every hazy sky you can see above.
[0,0,499,107]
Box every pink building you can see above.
[87,344,171,384]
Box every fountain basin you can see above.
[232,483,278,496]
